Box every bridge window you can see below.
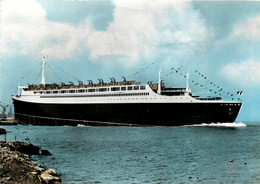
[140,86,146,90]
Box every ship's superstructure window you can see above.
[111,87,120,91]
[41,92,150,98]
[98,88,108,92]
[40,85,146,95]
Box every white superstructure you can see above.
[13,82,231,105]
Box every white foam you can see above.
[77,124,87,127]
[77,124,93,127]
[184,122,247,128]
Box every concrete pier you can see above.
[0,119,18,125]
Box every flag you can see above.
[237,91,243,96]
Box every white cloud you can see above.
[1,0,212,64]
[88,0,212,63]
[229,16,260,41]
[1,0,85,59]
[222,59,260,87]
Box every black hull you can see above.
[12,99,242,126]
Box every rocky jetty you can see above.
[0,141,61,184]
[0,128,6,135]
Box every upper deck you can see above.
[25,80,137,91]
[18,80,224,101]
[22,81,169,96]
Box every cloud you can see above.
[229,16,260,41]
[1,0,212,64]
[1,0,87,59]
[221,59,260,87]
[86,0,213,64]
[220,16,260,87]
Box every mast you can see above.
[158,69,161,95]
[40,56,46,86]
[186,72,190,92]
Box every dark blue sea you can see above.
[1,122,260,184]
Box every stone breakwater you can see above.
[0,141,61,184]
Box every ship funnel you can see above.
[158,69,161,95]
[40,56,46,86]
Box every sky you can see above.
[0,0,260,122]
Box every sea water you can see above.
[1,123,260,184]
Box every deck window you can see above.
[140,86,146,90]
[121,87,126,91]
[88,89,95,92]
[127,86,133,90]
[111,87,120,91]
[99,88,108,92]
[53,91,58,94]
[61,90,66,93]
[69,90,75,93]
[78,89,85,93]
[134,86,139,90]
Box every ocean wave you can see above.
[77,124,88,127]
[184,122,247,128]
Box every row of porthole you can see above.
[62,97,186,100]
[221,103,241,106]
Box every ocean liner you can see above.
[12,58,243,126]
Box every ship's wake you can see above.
[184,122,247,128]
